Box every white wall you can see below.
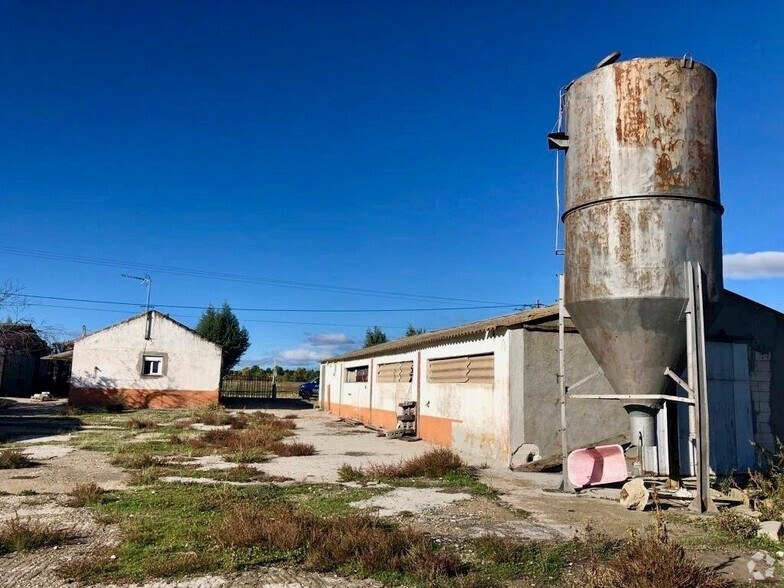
[322,332,512,464]
[71,312,222,392]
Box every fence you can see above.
[219,374,276,399]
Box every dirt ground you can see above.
[0,397,776,586]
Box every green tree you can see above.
[195,302,250,377]
[405,324,426,336]
[364,326,388,348]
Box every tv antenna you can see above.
[123,274,153,340]
[122,274,152,312]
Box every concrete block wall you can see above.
[750,351,775,450]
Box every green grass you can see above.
[284,483,389,516]
[441,470,498,498]
[664,511,778,553]
[55,482,389,583]
[58,479,727,587]
[473,534,583,584]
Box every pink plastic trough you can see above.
[567,444,627,489]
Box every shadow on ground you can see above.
[220,397,318,411]
[0,398,83,443]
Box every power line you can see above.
[0,245,519,306]
[31,303,411,330]
[25,293,517,313]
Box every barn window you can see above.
[377,361,414,383]
[142,355,164,376]
[428,354,494,384]
[345,365,369,383]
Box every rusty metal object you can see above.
[562,57,723,403]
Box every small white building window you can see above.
[142,355,164,376]
[345,365,369,383]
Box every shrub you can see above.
[187,419,298,460]
[56,549,111,580]
[0,449,34,469]
[271,441,315,457]
[66,483,106,507]
[337,464,366,482]
[215,503,462,581]
[0,514,70,554]
[714,510,759,540]
[583,511,731,588]
[225,448,269,464]
[366,448,466,479]
[196,404,236,426]
[125,418,156,430]
[747,438,784,519]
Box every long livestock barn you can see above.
[320,291,783,474]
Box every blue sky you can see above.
[2,1,782,366]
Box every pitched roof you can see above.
[76,310,222,350]
[321,288,784,364]
[323,304,559,363]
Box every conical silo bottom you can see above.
[565,297,687,403]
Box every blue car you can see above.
[298,378,319,400]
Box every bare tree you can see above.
[0,281,65,352]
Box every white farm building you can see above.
[321,291,784,475]
[68,311,222,409]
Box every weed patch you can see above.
[216,502,462,581]
[186,417,303,462]
[66,482,107,507]
[0,449,35,469]
[582,511,731,588]
[271,441,315,457]
[714,510,759,540]
[126,418,157,430]
[367,448,465,479]
[0,514,70,554]
[337,464,365,482]
[339,449,495,496]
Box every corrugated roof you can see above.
[321,289,781,364]
[323,304,559,363]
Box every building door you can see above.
[675,341,755,475]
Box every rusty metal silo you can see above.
[557,56,724,448]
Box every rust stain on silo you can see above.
[614,207,632,263]
[614,63,648,144]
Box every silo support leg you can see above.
[666,262,716,513]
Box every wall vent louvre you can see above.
[377,361,414,383]
[428,354,494,384]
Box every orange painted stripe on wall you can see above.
[70,387,219,409]
[326,402,454,448]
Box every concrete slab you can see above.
[21,445,75,460]
[350,487,471,517]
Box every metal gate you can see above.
[219,374,276,399]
